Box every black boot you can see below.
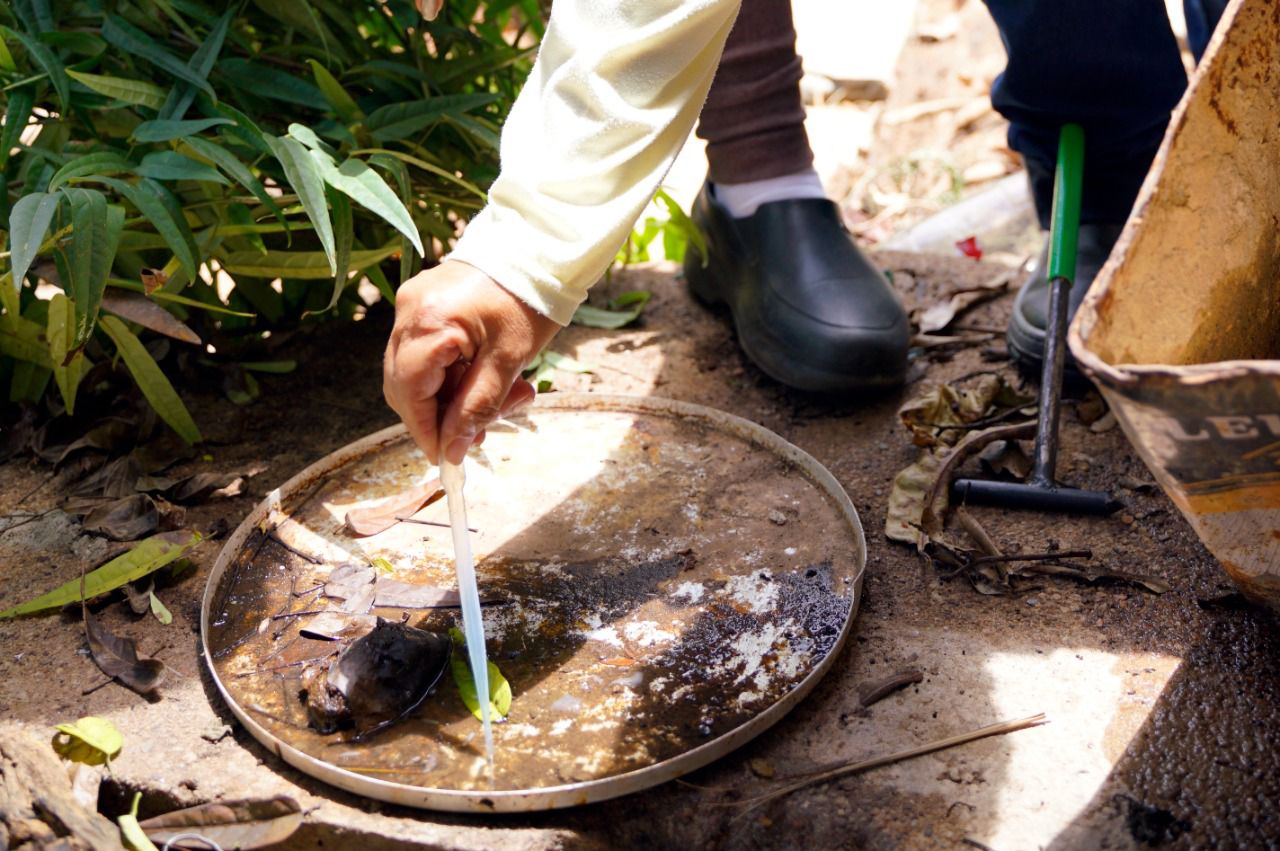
[683,183,909,393]
[1006,222,1124,374]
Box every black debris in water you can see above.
[301,618,450,737]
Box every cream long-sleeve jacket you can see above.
[448,0,742,325]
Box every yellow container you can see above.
[1071,0,1280,607]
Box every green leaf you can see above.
[365,94,499,142]
[60,188,122,344]
[265,135,335,275]
[0,25,69,109]
[449,627,512,722]
[91,176,200,282]
[226,203,267,254]
[326,189,351,311]
[48,152,134,193]
[307,148,423,256]
[0,530,202,618]
[46,292,87,414]
[106,278,255,318]
[119,792,160,851]
[0,85,34,170]
[131,117,233,143]
[148,591,172,625]
[221,242,397,279]
[180,137,288,231]
[9,358,51,402]
[51,717,123,766]
[572,291,652,329]
[371,556,394,575]
[99,315,202,444]
[7,191,59,289]
[0,31,14,71]
[136,151,230,185]
[446,113,501,152]
[157,7,233,121]
[0,315,53,368]
[65,70,168,110]
[101,16,215,101]
[308,59,363,122]
[218,58,328,110]
[654,188,707,262]
[351,146,486,200]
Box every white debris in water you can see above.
[622,620,675,647]
[737,690,763,706]
[503,723,540,738]
[724,572,779,614]
[584,624,622,647]
[550,719,574,736]
[550,694,582,714]
[648,676,670,694]
[683,503,699,522]
[612,671,645,688]
[671,581,705,603]
[728,623,783,685]
[784,547,797,556]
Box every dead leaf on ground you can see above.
[54,419,138,466]
[1009,561,1171,594]
[344,480,444,537]
[84,608,165,695]
[898,373,1033,448]
[913,269,1015,334]
[138,796,302,850]
[100,290,201,345]
[979,440,1033,480]
[81,494,158,541]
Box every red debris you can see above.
[955,236,983,261]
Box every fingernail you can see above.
[445,433,474,464]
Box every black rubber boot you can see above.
[1006,222,1124,375]
[683,184,909,393]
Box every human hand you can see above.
[383,260,561,465]
[415,0,443,21]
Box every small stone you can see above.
[749,758,775,778]
[1120,513,1135,525]
[767,510,787,526]
[200,724,233,744]
[1025,596,1039,607]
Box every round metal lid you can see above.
[202,394,865,812]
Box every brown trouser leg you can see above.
[697,0,813,184]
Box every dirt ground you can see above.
[3,251,1279,850]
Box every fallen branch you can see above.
[858,669,924,708]
[967,550,1092,568]
[726,713,1047,816]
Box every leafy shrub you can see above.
[0,0,541,441]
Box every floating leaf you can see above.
[51,717,123,766]
[344,480,443,536]
[0,529,201,618]
[449,627,512,721]
[371,557,395,575]
[66,70,167,110]
[99,316,202,444]
[84,604,166,694]
[137,796,303,850]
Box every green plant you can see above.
[1,0,541,441]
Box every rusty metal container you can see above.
[1071,0,1280,608]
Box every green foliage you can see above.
[1,0,539,438]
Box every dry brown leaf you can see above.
[979,440,1033,480]
[81,494,158,541]
[138,796,302,850]
[84,609,165,694]
[344,480,444,536]
[101,290,201,345]
[915,270,1014,334]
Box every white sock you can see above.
[712,168,828,218]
